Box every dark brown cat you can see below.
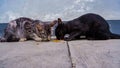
[55,13,120,41]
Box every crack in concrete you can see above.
[66,41,76,68]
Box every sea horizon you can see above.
[0,20,120,24]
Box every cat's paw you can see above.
[47,36,51,41]
[19,38,27,42]
[34,37,42,42]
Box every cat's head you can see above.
[33,20,56,41]
[55,18,66,40]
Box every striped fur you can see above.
[0,17,41,42]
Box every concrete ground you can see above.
[0,40,120,68]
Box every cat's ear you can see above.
[49,18,62,27]
[49,20,57,27]
[58,18,62,24]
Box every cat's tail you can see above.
[110,33,120,39]
[0,37,6,42]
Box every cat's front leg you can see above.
[64,31,81,41]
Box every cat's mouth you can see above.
[39,33,50,41]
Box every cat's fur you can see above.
[33,20,56,41]
[55,13,120,41]
[0,17,41,42]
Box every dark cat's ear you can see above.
[49,20,57,27]
[58,18,62,24]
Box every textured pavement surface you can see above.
[68,40,120,68]
[0,40,120,68]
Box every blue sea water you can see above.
[0,20,120,37]
[0,23,7,36]
[107,20,120,34]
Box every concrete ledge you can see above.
[0,41,71,68]
[0,40,120,68]
[68,40,120,68]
